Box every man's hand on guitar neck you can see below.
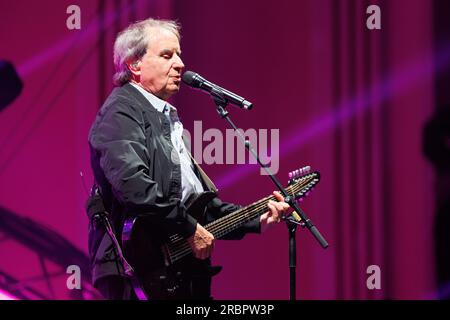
[187,224,215,259]
[260,191,291,233]
[187,191,289,259]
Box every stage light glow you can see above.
[0,289,19,300]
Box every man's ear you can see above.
[127,60,141,76]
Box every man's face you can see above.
[134,27,184,100]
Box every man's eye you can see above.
[162,54,172,59]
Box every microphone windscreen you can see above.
[181,71,196,86]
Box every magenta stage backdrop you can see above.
[0,0,443,299]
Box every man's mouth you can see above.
[172,76,181,84]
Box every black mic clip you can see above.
[210,86,228,107]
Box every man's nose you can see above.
[174,55,185,70]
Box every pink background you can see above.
[0,0,445,299]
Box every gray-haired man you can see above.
[88,18,288,300]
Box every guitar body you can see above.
[121,191,220,300]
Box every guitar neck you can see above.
[165,173,317,263]
[204,194,276,239]
[166,194,277,264]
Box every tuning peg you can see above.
[298,166,311,176]
[288,169,299,180]
[301,166,311,174]
[289,165,312,180]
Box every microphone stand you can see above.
[209,87,328,300]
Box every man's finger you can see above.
[271,201,285,212]
[267,202,276,215]
[273,191,284,201]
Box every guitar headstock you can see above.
[287,166,320,202]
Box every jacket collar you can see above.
[128,82,169,113]
[120,82,159,114]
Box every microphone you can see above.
[182,71,253,110]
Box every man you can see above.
[88,18,289,300]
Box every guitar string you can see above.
[169,176,315,245]
[169,193,277,244]
[168,197,273,261]
[168,189,290,252]
[169,196,298,261]
[168,202,268,262]
[167,177,318,261]
[167,195,281,261]
[169,178,304,243]
[167,178,318,261]
[169,193,315,261]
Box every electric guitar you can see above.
[121,170,320,300]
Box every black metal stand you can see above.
[209,87,328,300]
[289,220,297,300]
